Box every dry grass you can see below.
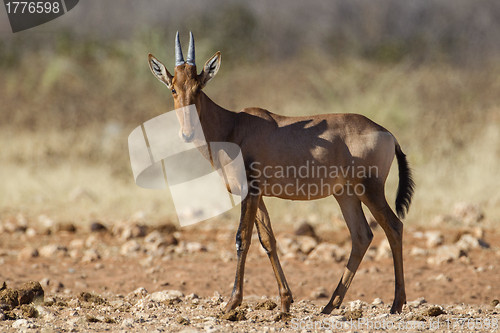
[1,44,499,228]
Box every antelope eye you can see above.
[171,88,177,94]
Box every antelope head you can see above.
[148,31,221,142]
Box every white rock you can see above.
[349,299,363,311]
[38,215,55,230]
[428,245,463,265]
[329,315,346,322]
[69,239,85,249]
[410,247,428,256]
[145,230,163,243]
[452,202,484,225]
[307,243,346,262]
[18,246,39,260]
[456,234,489,251]
[150,290,184,302]
[35,305,57,320]
[374,313,390,320]
[186,293,199,300]
[372,298,384,305]
[81,249,101,263]
[25,228,37,237]
[120,240,141,255]
[434,273,452,281]
[39,244,68,258]
[121,318,134,328]
[425,231,444,248]
[277,235,300,255]
[186,242,206,253]
[12,319,29,328]
[85,235,99,248]
[375,239,392,260]
[297,236,318,254]
[407,297,426,308]
[133,287,148,296]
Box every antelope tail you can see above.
[395,143,415,219]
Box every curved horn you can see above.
[175,31,185,66]
[186,31,195,66]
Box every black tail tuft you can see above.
[395,144,415,219]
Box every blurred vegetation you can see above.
[0,0,499,225]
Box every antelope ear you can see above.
[148,54,173,89]
[199,51,221,87]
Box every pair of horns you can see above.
[175,31,195,67]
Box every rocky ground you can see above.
[0,203,499,332]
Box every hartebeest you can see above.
[147,32,414,314]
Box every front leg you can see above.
[225,191,260,312]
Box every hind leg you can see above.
[360,183,406,314]
[322,194,373,314]
[255,199,293,312]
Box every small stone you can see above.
[429,245,464,265]
[81,249,101,263]
[90,222,107,232]
[294,222,317,238]
[310,287,329,299]
[121,224,148,240]
[375,239,392,260]
[425,231,444,248]
[132,287,148,296]
[18,247,39,260]
[186,242,206,253]
[222,308,247,321]
[186,293,199,300]
[39,244,68,258]
[150,290,184,302]
[17,281,44,305]
[277,236,300,255]
[176,316,190,325]
[372,298,384,305]
[307,243,346,262]
[38,215,55,230]
[56,223,77,233]
[85,235,99,248]
[434,273,452,282]
[349,300,363,311]
[24,228,36,237]
[491,299,499,307]
[120,240,141,255]
[69,239,85,249]
[12,319,28,328]
[410,247,428,256]
[78,292,107,305]
[344,309,363,320]
[452,202,484,225]
[86,314,100,322]
[407,297,427,308]
[422,306,445,316]
[297,236,318,254]
[121,318,134,328]
[20,304,38,318]
[255,299,277,310]
[0,287,19,309]
[145,230,163,243]
[273,311,291,322]
[456,234,489,251]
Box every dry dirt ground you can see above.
[0,214,499,332]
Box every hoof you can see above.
[224,297,242,313]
